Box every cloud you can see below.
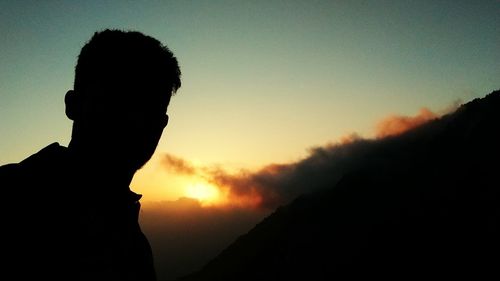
[161,105,453,210]
[375,107,438,138]
[162,153,197,175]
[339,132,362,144]
[160,138,398,210]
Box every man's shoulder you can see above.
[0,142,67,179]
[19,142,67,166]
[0,162,21,177]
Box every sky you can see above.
[0,1,499,279]
[1,0,498,201]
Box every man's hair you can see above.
[74,29,181,104]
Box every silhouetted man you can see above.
[0,29,181,280]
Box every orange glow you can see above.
[184,182,221,205]
[225,193,263,209]
[376,108,437,138]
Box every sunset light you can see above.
[185,182,221,205]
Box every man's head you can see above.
[65,29,181,171]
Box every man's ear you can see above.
[65,90,80,121]
[163,114,169,128]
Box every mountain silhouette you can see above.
[178,90,499,280]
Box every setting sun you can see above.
[185,182,221,205]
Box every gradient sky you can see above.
[1,1,499,201]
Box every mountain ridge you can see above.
[178,90,499,280]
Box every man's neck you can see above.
[67,140,136,188]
